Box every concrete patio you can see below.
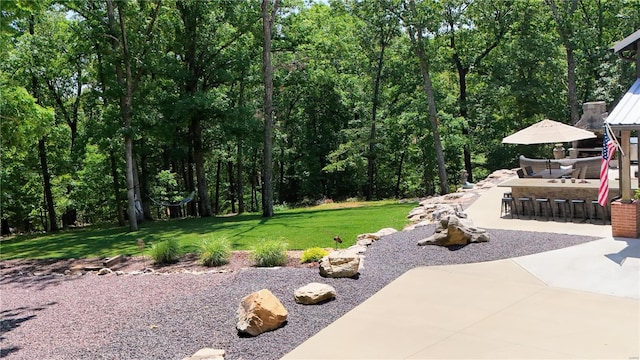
[281,184,640,360]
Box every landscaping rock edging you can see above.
[404,169,516,231]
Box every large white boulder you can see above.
[294,283,336,304]
[319,250,360,278]
[418,214,489,247]
[236,289,288,336]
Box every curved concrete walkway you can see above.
[282,185,640,360]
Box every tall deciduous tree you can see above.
[404,0,448,194]
[105,0,162,231]
[350,0,400,200]
[443,0,512,182]
[26,15,59,232]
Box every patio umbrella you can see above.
[502,119,596,145]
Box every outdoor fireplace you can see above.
[573,101,608,157]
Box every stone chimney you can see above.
[575,101,607,132]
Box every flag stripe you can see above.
[598,130,616,207]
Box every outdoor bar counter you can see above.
[497,177,622,209]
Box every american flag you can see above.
[598,130,617,206]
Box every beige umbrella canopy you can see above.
[502,119,596,145]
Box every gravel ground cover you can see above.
[1,225,599,360]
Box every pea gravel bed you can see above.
[1,226,599,360]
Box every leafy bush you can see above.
[300,247,329,264]
[149,239,181,265]
[273,202,290,211]
[199,236,232,267]
[251,239,288,267]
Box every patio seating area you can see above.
[499,165,639,224]
[518,155,601,179]
[498,178,615,222]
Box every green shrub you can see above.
[251,239,288,267]
[300,247,329,264]
[199,236,232,267]
[273,202,290,211]
[149,239,181,265]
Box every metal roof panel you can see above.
[606,78,640,127]
[612,29,640,53]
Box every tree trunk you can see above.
[1,218,10,236]
[61,198,76,229]
[192,116,213,216]
[124,135,138,229]
[132,156,143,222]
[237,138,245,214]
[228,160,236,214]
[367,41,386,201]
[38,138,58,232]
[261,0,279,217]
[110,152,126,227]
[251,148,259,213]
[566,47,579,124]
[215,159,222,214]
[278,147,285,203]
[186,145,197,216]
[394,149,405,198]
[140,150,153,220]
[456,64,473,183]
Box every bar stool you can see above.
[571,199,587,222]
[518,197,533,218]
[590,200,608,224]
[501,196,517,218]
[535,198,552,220]
[554,199,570,221]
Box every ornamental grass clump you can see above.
[149,239,180,265]
[251,239,288,267]
[300,247,329,264]
[199,236,232,267]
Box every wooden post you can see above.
[636,41,639,78]
[620,131,633,202]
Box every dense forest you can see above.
[2,0,639,233]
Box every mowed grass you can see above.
[0,200,417,260]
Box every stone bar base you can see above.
[611,200,640,238]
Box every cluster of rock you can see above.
[318,228,397,278]
[407,171,505,247]
[404,169,515,231]
[417,212,489,247]
[49,266,231,277]
[233,227,398,339]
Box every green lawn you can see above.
[0,200,417,260]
